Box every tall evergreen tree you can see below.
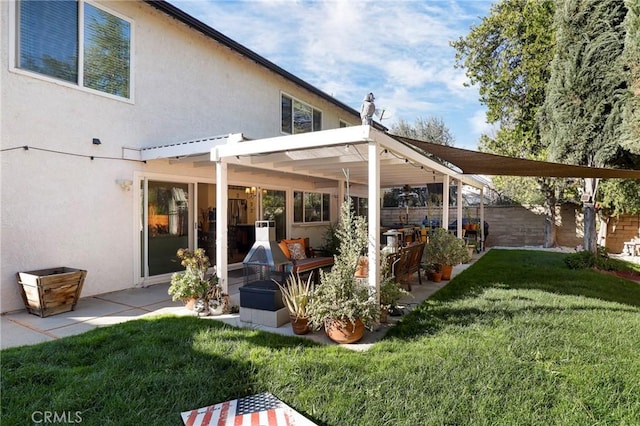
[621,0,640,153]
[538,0,629,252]
[451,0,558,246]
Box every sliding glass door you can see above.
[145,181,190,276]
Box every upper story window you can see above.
[281,94,322,134]
[16,0,131,99]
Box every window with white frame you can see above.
[293,191,330,223]
[281,94,322,134]
[350,195,368,218]
[16,0,131,99]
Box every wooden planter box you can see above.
[16,267,87,317]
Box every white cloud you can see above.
[173,0,495,149]
[470,108,497,138]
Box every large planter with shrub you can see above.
[307,199,379,344]
[424,228,470,277]
[16,267,87,317]
[324,318,365,344]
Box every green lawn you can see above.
[2,249,639,425]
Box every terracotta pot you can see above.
[290,315,310,335]
[441,264,453,280]
[184,297,198,310]
[324,317,365,344]
[432,272,442,283]
[354,267,368,278]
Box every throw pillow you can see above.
[287,242,307,260]
[278,241,291,259]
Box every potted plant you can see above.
[424,228,470,280]
[274,272,313,335]
[320,221,340,257]
[307,199,379,343]
[423,262,443,282]
[379,277,409,322]
[463,206,472,230]
[168,248,225,315]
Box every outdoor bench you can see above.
[277,238,334,281]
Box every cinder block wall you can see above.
[606,215,640,253]
[380,203,610,251]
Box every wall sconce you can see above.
[92,138,102,145]
[245,186,257,199]
[116,179,133,191]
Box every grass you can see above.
[2,249,639,425]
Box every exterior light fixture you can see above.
[116,179,133,191]
[245,187,257,199]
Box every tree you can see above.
[451,0,559,247]
[621,0,640,153]
[391,116,455,146]
[538,0,629,252]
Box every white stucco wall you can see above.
[1,0,355,313]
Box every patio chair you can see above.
[393,242,425,291]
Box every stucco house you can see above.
[1,0,485,314]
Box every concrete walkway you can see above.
[1,257,482,351]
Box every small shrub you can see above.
[564,250,596,269]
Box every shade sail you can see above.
[392,135,640,179]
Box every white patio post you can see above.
[456,179,463,238]
[480,186,485,249]
[215,158,229,294]
[367,140,381,305]
[442,175,450,230]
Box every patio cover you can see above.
[392,135,640,179]
[210,126,495,300]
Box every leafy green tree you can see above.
[538,0,629,252]
[451,0,558,246]
[598,179,640,216]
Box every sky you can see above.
[172,0,497,149]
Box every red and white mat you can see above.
[181,392,317,426]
